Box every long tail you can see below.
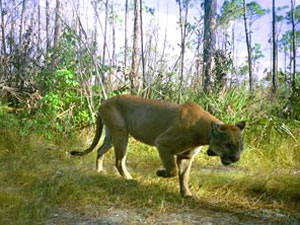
[70,113,103,156]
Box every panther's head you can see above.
[207,121,246,166]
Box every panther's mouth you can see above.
[207,149,217,156]
[207,149,233,166]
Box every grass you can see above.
[0,127,300,225]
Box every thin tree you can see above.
[111,0,116,67]
[0,0,6,55]
[29,1,36,51]
[53,0,61,49]
[37,0,41,63]
[203,0,217,94]
[10,0,15,54]
[19,0,27,49]
[124,0,128,68]
[272,0,278,94]
[130,0,140,94]
[101,0,109,89]
[178,0,190,103]
[290,0,296,89]
[52,0,62,66]
[46,0,50,51]
[242,0,253,93]
[140,0,145,92]
[102,0,109,67]
[160,3,169,70]
[92,0,97,56]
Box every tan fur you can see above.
[71,95,246,197]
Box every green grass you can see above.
[0,128,300,224]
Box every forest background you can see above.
[0,0,300,224]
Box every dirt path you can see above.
[45,205,298,225]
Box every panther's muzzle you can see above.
[221,158,231,166]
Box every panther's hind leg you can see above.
[96,127,113,172]
[100,105,132,179]
[112,131,132,180]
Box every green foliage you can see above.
[31,29,103,136]
[251,43,264,62]
[219,0,266,26]
[190,87,249,123]
[246,1,266,21]
[289,73,300,120]
[36,68,91,134]
[219,0,243,25]
[280,30,300,50]
[286,5,300,24]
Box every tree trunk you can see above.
[196,24,202,89]
[53,0,62,49]
[232,21,236,77]
[290,0,296,89]
[178,0,189,103]
[111,0,116,67]
[52,0,62,67]
[140,0,145,92]
[284,49,287,91]
[102,0,109,67]
[130,0,140,94]
[124,0,128,68]
[203,0,217,94]
[10,0,15,54]
[37,0,41,63]
[46,0,50,51]
[160,3,169,72]
[242,0,253,93]
[272,0,278,94]
[0,0,6,55]
[102,0,109,88]
[19,0,26,49]
[29,1,36,52]
[92,0,97,56]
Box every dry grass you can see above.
[0,129,300,225]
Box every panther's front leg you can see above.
[176,148,201,197]
[156,147,178,178]
[154,128,199,196]
[154,128,180,179]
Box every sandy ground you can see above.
[45,205,299,225]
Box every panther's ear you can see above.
[211,122,222,136]
[236,121,246,131]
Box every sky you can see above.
[141,0,299,78]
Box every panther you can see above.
[71,95,246,197]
